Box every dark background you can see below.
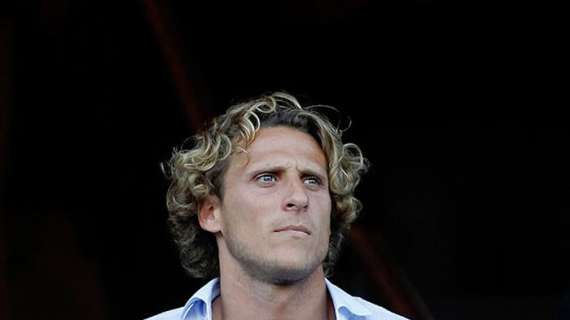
[1,1,568,319]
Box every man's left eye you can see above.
[304,176,321,186]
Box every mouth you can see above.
[274,225,311,235]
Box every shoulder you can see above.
[325,279,409,320]
[144,307,184,320]
[144,278,220,320]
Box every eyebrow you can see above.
[247,164,328,181]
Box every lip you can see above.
[274,225,311,235]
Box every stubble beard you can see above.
[224,234,328,286]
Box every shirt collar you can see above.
[180,278,220,320]
[326,278,373,318]
[179,277,372,319]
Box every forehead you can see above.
[231,126,328,173]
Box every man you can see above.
[148,92,408,320]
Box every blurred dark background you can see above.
[1,1,569,319]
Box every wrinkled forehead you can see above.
[229,126,328,172]
[232,123,323,155]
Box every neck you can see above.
[213,266,333,320]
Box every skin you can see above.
[199,126,335,320]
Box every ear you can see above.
[198,195,222,233]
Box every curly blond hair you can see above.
[163,92,368,278]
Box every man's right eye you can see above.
[256,174,277,185]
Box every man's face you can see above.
[211,126,332,284]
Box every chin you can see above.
[225,238,327,285]
[263,254,327,285]
[239,255,317,285]
[265,263,317,285]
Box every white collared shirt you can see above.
[145,278,408,320]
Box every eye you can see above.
[303,176,322,186]
[256,173,277,186]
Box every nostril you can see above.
[285,201,308,210]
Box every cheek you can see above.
[315,195,332,235]
[222,193,268,234]
[320,194,333,218]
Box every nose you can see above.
[283,178,309,212]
